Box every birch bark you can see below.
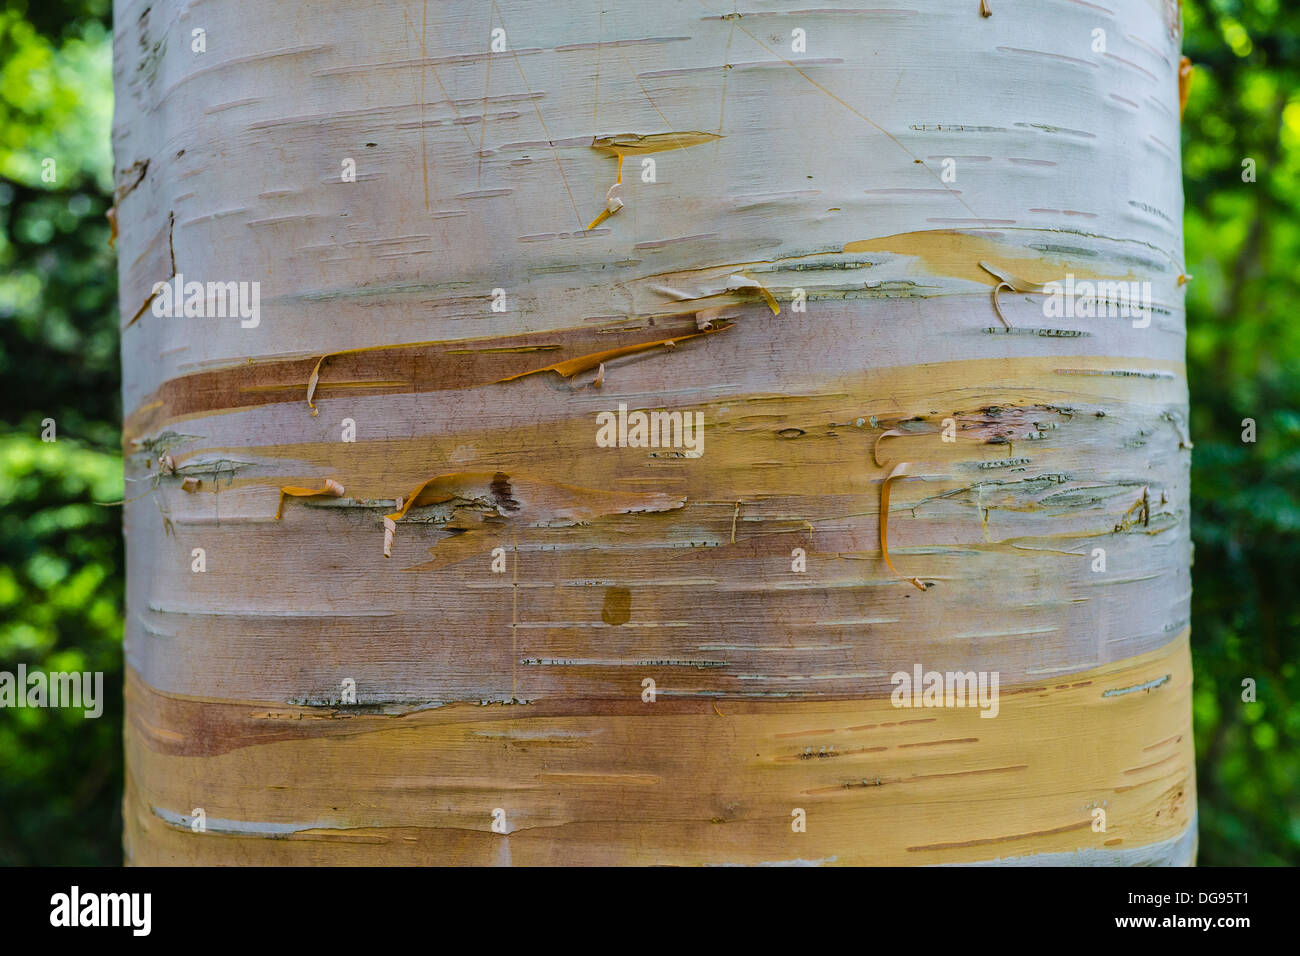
[115,0,1194,865]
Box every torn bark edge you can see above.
[1113,485,1152,533]
[113,158,149,205]
[123,211,175,330]
[1163,410,1194,450]
[380,478,516,557]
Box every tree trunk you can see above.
[115,0,1195,865]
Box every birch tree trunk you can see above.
[115,0,1195,865]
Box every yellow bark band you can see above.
[125,632,1193,866]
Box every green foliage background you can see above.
[0,0,1295,865]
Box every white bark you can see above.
[116,0,1193,865]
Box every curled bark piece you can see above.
[695,305,736,331]
[305,355,326,416]
[980,0,992,16]
[304,342,405,414]
[978,261,1050,294]
[726,274,780,315]
[1114,485,1151,533]
[980,262,1059,330]
[587,182,624,230]
[386,478,451,523]
[593,131,722,155]
[495,324,730,383]
[386,472,684,524]
[880,462,927,591]
[275,478,345,519]
[1178,57,1193,119]
[873,429,903,466]
[587,133,719,230]
[384,472,686,558]
[181,477,200,493]
[990,282,1014,328]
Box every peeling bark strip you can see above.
[116,0,1191,865]
[587,131,722,228]
[123,317,729,436]
[274,478,343,519]
[879,462,927,590]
